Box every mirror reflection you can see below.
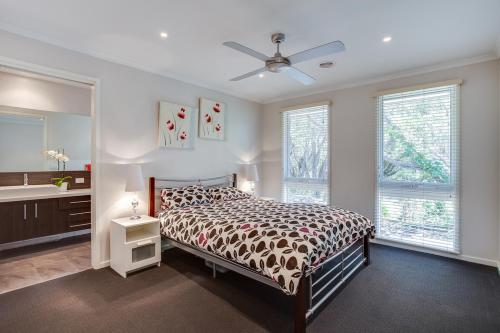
[0,110,91,172]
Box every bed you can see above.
[149,174,374,333]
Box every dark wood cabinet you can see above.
[12,201,34,241]
[59,195,91,232]
[6,199,57,242]
[0,195,91,245]
[34,199,56,237]
[0,201,15,243]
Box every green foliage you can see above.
[51,176,72,187]
[384,123,449,183]
[382,93,451,184]
[422,201,452,227]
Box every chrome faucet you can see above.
[24,173,28,186]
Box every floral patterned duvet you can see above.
[159,198,374,295]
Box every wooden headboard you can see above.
[148,174,237,217]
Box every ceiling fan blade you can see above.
[288,40,345,65]
[229,67,267,81]
[223,41,269,62]
[284,67,316,85]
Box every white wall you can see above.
[0,30,262,268]
[261,60,500,264]
[0,71,91,115]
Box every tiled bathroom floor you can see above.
[0,235,91,294]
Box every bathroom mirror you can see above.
[0,110,91,172]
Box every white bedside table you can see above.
[110,215,161,278]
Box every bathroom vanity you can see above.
[0,172,91,248]
[0,110,92,249]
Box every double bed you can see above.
[149,174,374,333]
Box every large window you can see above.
[376,83,460,253]
[282,104,329,204]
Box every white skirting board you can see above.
[93,260,110,269]
[371,238,498,268]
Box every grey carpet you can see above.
[0,244,499,333]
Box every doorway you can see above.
[0,59,99,293]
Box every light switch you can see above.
[75,178,85,184]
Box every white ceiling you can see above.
[0,0,499,103]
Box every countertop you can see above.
[0,188,91,203]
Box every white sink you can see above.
[0,184,58,197]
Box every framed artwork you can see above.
[199,98,225,140]
[159,101,194,149]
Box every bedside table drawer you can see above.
[132,243,155,262]
[126,236,161,271]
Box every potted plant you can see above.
[52,176,72,192]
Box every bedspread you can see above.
[159,198,374,295]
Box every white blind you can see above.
[281,104,329,204]
[376,84,460,253]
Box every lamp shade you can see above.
[125,164,145,192]
[245,164,259,182]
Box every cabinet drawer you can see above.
[126,237,161,271]
[59,195,91,210]
[65,209,91,230]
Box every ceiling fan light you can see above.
[223,32,345,85]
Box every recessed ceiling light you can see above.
[382,36,392,43]
[258,73,264,78]
[160,32,168,39]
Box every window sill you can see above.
[373,235,460,255]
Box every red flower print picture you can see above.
[166,120,175,131]
[179,131,187,140]
[213,103,221,113]
[215,124,221,132]
[177,107,186,119]
[205,114,212,123]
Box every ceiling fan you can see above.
[223,33,345,85]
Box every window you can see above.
[376,83,460,253]
[282,104,329,204]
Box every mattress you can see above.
[159,198,374,295]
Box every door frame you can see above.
[0,55,102,268]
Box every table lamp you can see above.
[125,164,145,220]
[245,164,259,196]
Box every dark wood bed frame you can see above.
[149,174,370,333]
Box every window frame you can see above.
[375,83,461,253]
[281,103,330,204]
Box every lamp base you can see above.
[248,181,256,196]
[130,198,141,220]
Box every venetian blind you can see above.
[376,84,460,253]
[281,104,329,204]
